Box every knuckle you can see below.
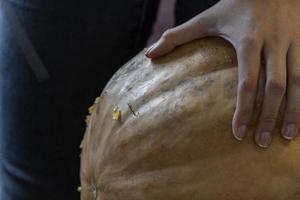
[266,79,286,95]
[262,115,277,125]
[270,30,281,44]
[285,107,300,119]
[162,29,176,42]
[239,78,257,93]
[235,108,252,123]
[239,34,261,49]
[290,75,300,87]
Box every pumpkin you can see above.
[80,37,300,200]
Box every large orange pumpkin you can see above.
[80,38,300,200]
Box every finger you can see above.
[255,44,287,148]
[281,43,300,140]
[232,37,262,140]
[145,7,219,58]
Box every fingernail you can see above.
[257,132,272,148]
[282,124,296,140]
[234,125,247,141]
[145,43,156,56]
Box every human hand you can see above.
[146,0,300,148]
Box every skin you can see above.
[146,0,300,148]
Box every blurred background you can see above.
[147,0,175,45]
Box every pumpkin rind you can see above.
[80,38,300,200]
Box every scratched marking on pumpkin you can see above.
[194,76,215,92]
[127,103,139,117]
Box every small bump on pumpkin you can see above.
[94,96,101,103]
[112,106,122,121]
[85,115,91,125]
[77,186,82,192]
[88,104,96,114]
[91,184,97,200]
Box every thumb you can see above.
[145,8,219,58]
